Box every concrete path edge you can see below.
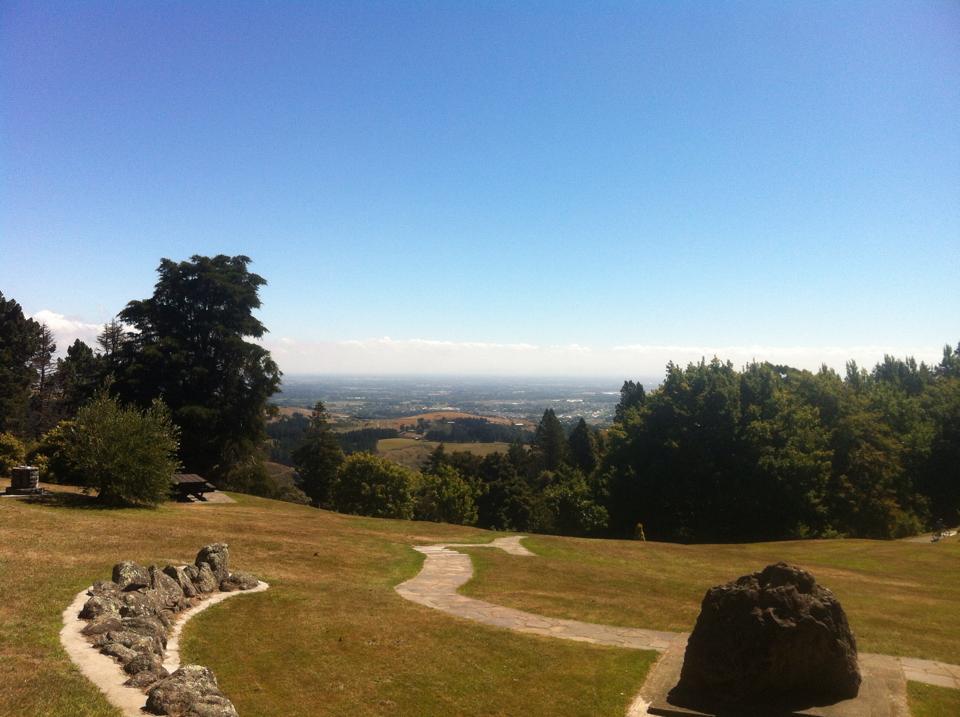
[61,580,269,717]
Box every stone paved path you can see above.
[395,536,960,715]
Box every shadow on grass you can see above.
[23,490,140,510]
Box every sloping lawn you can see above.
[0,486,652,717]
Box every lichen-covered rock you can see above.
[164,565,200,598]
[120,589,163,619]
[674,562,861,710]
[125,667,169,689]
[101,642,138,663]
[102,629,164,657]
[112,561,151,591]
[219,572,259,592]
[191,563,218,594]
[121,615,168,648]
[145,665,239,717]
[124,651,165,676]
[88,580,121,598]
[195,543,230,584]
[151,565,186,610]
[81,615,123,636]
[79,594,121,620]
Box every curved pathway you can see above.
[395,536,960,715]
[61,581,269,717]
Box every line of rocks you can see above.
[77,543,259,717]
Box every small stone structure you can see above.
[77,543,260,716]
[5,465,43,495]
[672,562,861,711]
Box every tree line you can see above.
[2,256,956,537]
[291,350,960,542]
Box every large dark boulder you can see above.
[673,562,861,710]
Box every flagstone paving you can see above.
[395,536,959,716]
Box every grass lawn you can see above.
[462,533,960,664]
[0,485,652,717]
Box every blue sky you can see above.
[2,1,958,376]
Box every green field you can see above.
[1,483,956,716]
[375,438,511,469]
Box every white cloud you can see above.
[27,307,945,377]
[263,337,945,378]
[30,310,101,354]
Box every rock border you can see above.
[60,545,268,717]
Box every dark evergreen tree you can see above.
[114,255,281,482]
[615,379,646,422]
[532,408,567,471]
[56,339,101,416]
[567,417,598,474]
[0,292,40,434]
[292,401,344,507]
[27,322,57,437]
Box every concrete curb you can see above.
[60,580,269,716]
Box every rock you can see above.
[195,543,230,584]
[79,594,121,620]
[164,565,200,598]
[124,651,165,676]
[125,666,169,689]
[102,629,164,657]
[673,562,861,709]
[88,580,121,598]
[219,572,259,592]
[151,565,186,610]
[101,642,138,663]
[121,615,168,648]
[145,665,238,717]
[81,615,123,636]
[120,589,163,619]
[192,563,219,594]
[112,561,151,591]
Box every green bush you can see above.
[65,393,180,506]
[331,452,415,519]
[0,432,25,477]
[27,422,82,484]
[414,464,478,525]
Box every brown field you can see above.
[4,479,955,716]
[0,480,652,717]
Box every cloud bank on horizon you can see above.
[32,308,945,378]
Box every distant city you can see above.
[273,375,660,425]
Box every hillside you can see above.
[2,483,957,716]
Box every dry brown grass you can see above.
[0,482,652,717]
[463,534,960,664]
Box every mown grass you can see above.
[908,682,960,717]
[0,484,652,717]
[461,532,960,714]
[463,534,960,663]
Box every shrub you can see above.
[27,422,82,484]
[65,394,180,506]
[0,432,25,477]
[331,452,415,519]
[414,465,478,525]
